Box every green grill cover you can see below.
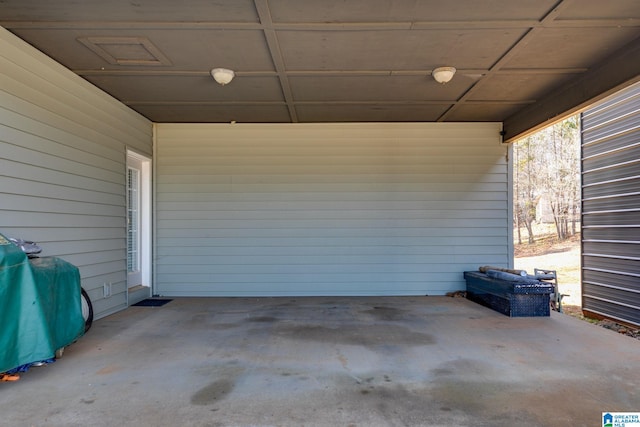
[0,234,84,373]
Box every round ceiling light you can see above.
[211,68,235,85]
[432,66,456,84]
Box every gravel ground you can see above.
[562,305,640,341]
[515,235,640,341]
[514,243,581,306]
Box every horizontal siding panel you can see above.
[1,139,124,189]
[582,227,640,241]
[583,129,640,158]
[61,249,125,269]
[582,301,640,326]
[0,122,123,172]
[157,209,506,221]
[157,183,507,196]
[0,176,124,206]
[0,28,152,319]
[158,207,506,221]
[156,242,508,256]
[159,133,500,146]
[160,187,506,199]
[1,194,124,217]
[157,219,507,230]
[581,83,640,327]
[582,194,640,212]
[157,255,475,268]
[158,144,502,157]
[583,270,640,291]
[582,144,640,171]
[158,164,507,177]
[581,84,640,127]
[157,122,499,139]
[88,292,127,320]
[0,211,124,228]
[0,93,126,159]
[157,268,473,279]
[0,159,124,199]
[583,284,640,307]
[5,227,127,243]
[74,260,128,281]
[157,270,470,284]
[156,198,507,212]
[583,241,640,258]
[156,163,505,176]
[156,226,508,236]
[582,160,640,186]
[0,46,151,151]
[157,172,507,185]
[583,211,640,226]
[156,260,508,275]
[582,177,640,199]
[583,255,640,275]
[81,270,124,287]
[156,122,507,296]
[158,155,503,167]
[156,156,503,169]
[157,190,506,203]
[44,239,126,258]
[156,233,507,245]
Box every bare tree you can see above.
[545,116,580,240]
[514,135,539,243]
[513,115,580,243]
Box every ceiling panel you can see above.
[502,27,640,69]
[295,104,451,122]
[556,0,640,20]
[288,75,469,102]
[444,104,526,122]
[277,29,526,71]
[469,73,579,102]
[0,0,260,22]
[84,75,284,103]
[11,28,275,71]
[268,0,558,22]
[0,0,639,140]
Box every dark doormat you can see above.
[132,298,173,307]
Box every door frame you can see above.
[126,150,152,292]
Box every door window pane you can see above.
[127,167,140,273]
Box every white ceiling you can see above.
[1,0,639,140]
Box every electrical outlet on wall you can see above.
[103,282,112,298]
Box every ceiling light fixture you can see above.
[432,66,456,84]
[211,68,235,85]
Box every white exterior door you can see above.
[126,151,151,290]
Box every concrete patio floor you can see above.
[1,296,639,427]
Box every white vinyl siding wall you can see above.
[156,122,508,296]
[0,28,153,319]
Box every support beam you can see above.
[502,36,640,143]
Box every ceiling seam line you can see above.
[437,0,576,122]
[254,0,298,123]
[4,18,638,30]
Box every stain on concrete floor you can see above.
[2,297,638,427]
[268,323,435,347]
